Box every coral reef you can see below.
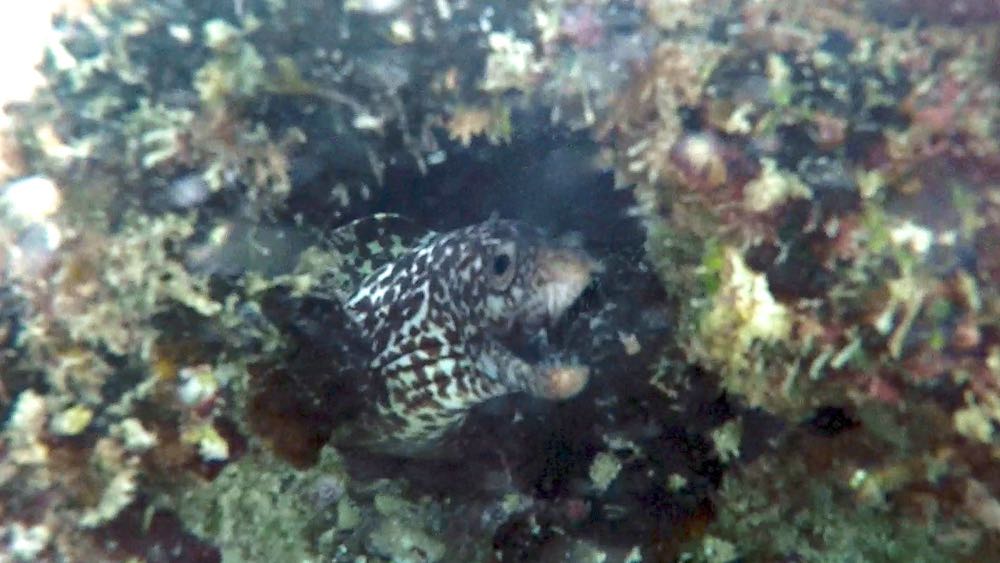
[603,0,1000,559]
[1,0,998,561]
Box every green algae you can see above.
[172,448,347,562]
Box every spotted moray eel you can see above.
[318,215,595,455]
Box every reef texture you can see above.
[1,0,998,561]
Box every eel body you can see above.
[321,216,595,455]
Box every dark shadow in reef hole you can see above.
[375,107,645,255]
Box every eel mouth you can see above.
[496,246,598,363]
[535,246,599,322]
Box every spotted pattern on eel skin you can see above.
[334,217,595,455]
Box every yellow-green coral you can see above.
[194,19,266,108]
[123,99,196,170]
[182,423,230,462]
[742,159,812,213]
[693,246,791,376]
[49,404,94,436]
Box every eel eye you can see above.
[488,243,517,290]
[493,254,510,276]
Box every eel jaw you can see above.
[533,364,590,400]
[534,247,597,322]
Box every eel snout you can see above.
[535,247,598,320]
